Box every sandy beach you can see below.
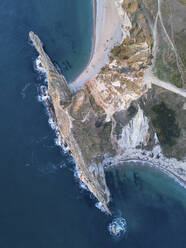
[103,142,186,187]
[69,0,125,91]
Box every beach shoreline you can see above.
[72,0,96,88]
[103,146,186,188]
[107,159,186,187]
[69,0,125,91]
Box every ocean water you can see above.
[0,0,186,247]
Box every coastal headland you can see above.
[30,0,186,213]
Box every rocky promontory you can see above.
[29,0,186,213]
[29,31,114,213]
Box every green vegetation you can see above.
[110,42,129,61]
[153,48,183,88]
[178,0,186,5]
[152,102,180,146]
[175,30,186,75]
[128,2,131,8]
[171,72,183,88]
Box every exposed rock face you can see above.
[116,107,149,152]
[86,0,153,120]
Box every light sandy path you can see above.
[69,0,125,91]
[143,68,186,98]
[148,0,186,98]
[157,0,184,85]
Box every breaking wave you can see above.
[108,217,127,237]
[55,137,70,153]
[37,86,50,102]
[48,118,57,130]
[95,202,108,214]
[35,76,69,155]
[34,57,46,76]
[73,164,88,191]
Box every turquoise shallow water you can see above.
[0,0,186,247]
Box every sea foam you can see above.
[108,217,127,237]
[35,72,70,155]
[21,83,31,99]
[34,57,46,75]
[73,164,88,191]
[95,202,108,214]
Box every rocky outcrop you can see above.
[116,107,149,152]
[29,31,114,214]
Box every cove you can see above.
[106,163,186,247]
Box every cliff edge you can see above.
[29,31,113,214]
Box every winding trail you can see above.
[145,0,186,98]
[143,68,186,98]
[157,0,184,85]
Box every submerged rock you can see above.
[108,217,127,237]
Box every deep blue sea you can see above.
[0,0,186,247]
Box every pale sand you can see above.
[69,0,125,91]
[143,68,186,98]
